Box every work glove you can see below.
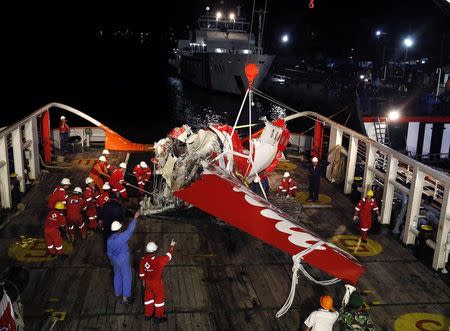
[377,215,381,222]
[353,216,359,222]
[134,210,141,220]
[170,238,177,246]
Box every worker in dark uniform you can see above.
[99,193,124,244]
[307,157,321,202]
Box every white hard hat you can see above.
[102,149,110,155]
[102,182,111,190]
[111,221,122,232]
[60,116,66,120]
[312,157,319,162]
[283,172,290,178]
[140,161,148,168]
[61,178,71,185]
[99,155,107,162]
[85,177,94,184]
[73,187,82,194]
[254,177,260,183]
[119,162,127,169]
[145,241,158,253]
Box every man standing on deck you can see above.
[48,178,71,210]
[44,202,67,256]
[107,210,141,304]
[90,156,109,192]
[99,193,124,242]
[307,157,321,202]
[97,183,111,208]
[110,163,128,199]
[59,116,70,155]
[133,161,152,196]
[304,295,339,331]
[139,239,176,322]
[66,187,87,241]
[84,177,100,230]
[353,189,380,242]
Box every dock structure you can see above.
[0,103,449,330]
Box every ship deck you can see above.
[1,150,449,330]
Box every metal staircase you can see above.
[373,117,390,146]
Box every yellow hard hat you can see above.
[366,189,374,197]
[421,224,433,231]
[55,202,65,210]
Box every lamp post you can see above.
[375,30,387,78]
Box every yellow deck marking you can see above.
[71,158,96,167]
[395,313,450,331]
[328,235,383,256]
[296,192,332,205]
[8,237,74,262]
[51,312,67,321]
[276,161,298,171]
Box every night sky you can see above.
[2,0,449,126]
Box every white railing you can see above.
[285,111,450,271]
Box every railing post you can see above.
[0,136,11,209]
[403,167,425,245]
[362,143,375,194]
[312,120,324,159]
[326,126,343,181]
[344,136,358,194]
[24,117,40,180]
[41,110,52,163]
[380,155,398,224]
[12,128,25,192]
[432,183,450,270]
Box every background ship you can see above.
[169,6,274,94]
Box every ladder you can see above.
[373,117,390,146]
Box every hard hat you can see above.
[102,149,110,155]
[119,162,127,169]
[60,116,66,120]
[102,182,111,190]
[366,189,374,197]
[73,187,82,194]
[61,178,71,185]
[85,177,94,184]
[312,157,319,162]
[111,221,122,231]
[99,156,107,162]
[253,177,260,183]
[320,295,333,310]
[55,202,65,210]
[283,172,290,178]
[421,224,433,231]
[140,161,148,168]
[145,242,158,253]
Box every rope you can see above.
[276,240,326,318]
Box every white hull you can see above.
[171,53,274,94]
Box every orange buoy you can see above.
[245,63,259,88]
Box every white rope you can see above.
[276,240,327,318]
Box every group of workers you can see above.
[277,156,322,201]
[44,149,175,322]
[276,156,381,242]
[304,292,375,331]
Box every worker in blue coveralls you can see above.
[107,210,140,304]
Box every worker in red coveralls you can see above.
[84,177,100,230]
[44,202,67,256]
[66,187,87,241]
[59,115,70,155]
[139,239,176,323]
[102,149,115,173]
[353,189,380,242]
[90,155,109,192]
[133,161,152,196]
[110,162,128,199]
[277,172,297,198]
[48,178,71,210]
[97,182,112,208]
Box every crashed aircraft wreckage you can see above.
[139,64,364,317]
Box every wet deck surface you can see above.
[1,150,449,330]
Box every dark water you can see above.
[3,40,358,143]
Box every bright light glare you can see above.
[376,30,381,36]
[403,37,414,48]
[360,75,365,79]
[216,11,222,19]
[206,6,210,11]
[282,34,289,43]
[229,13,235,20]
[388,110,401,121]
